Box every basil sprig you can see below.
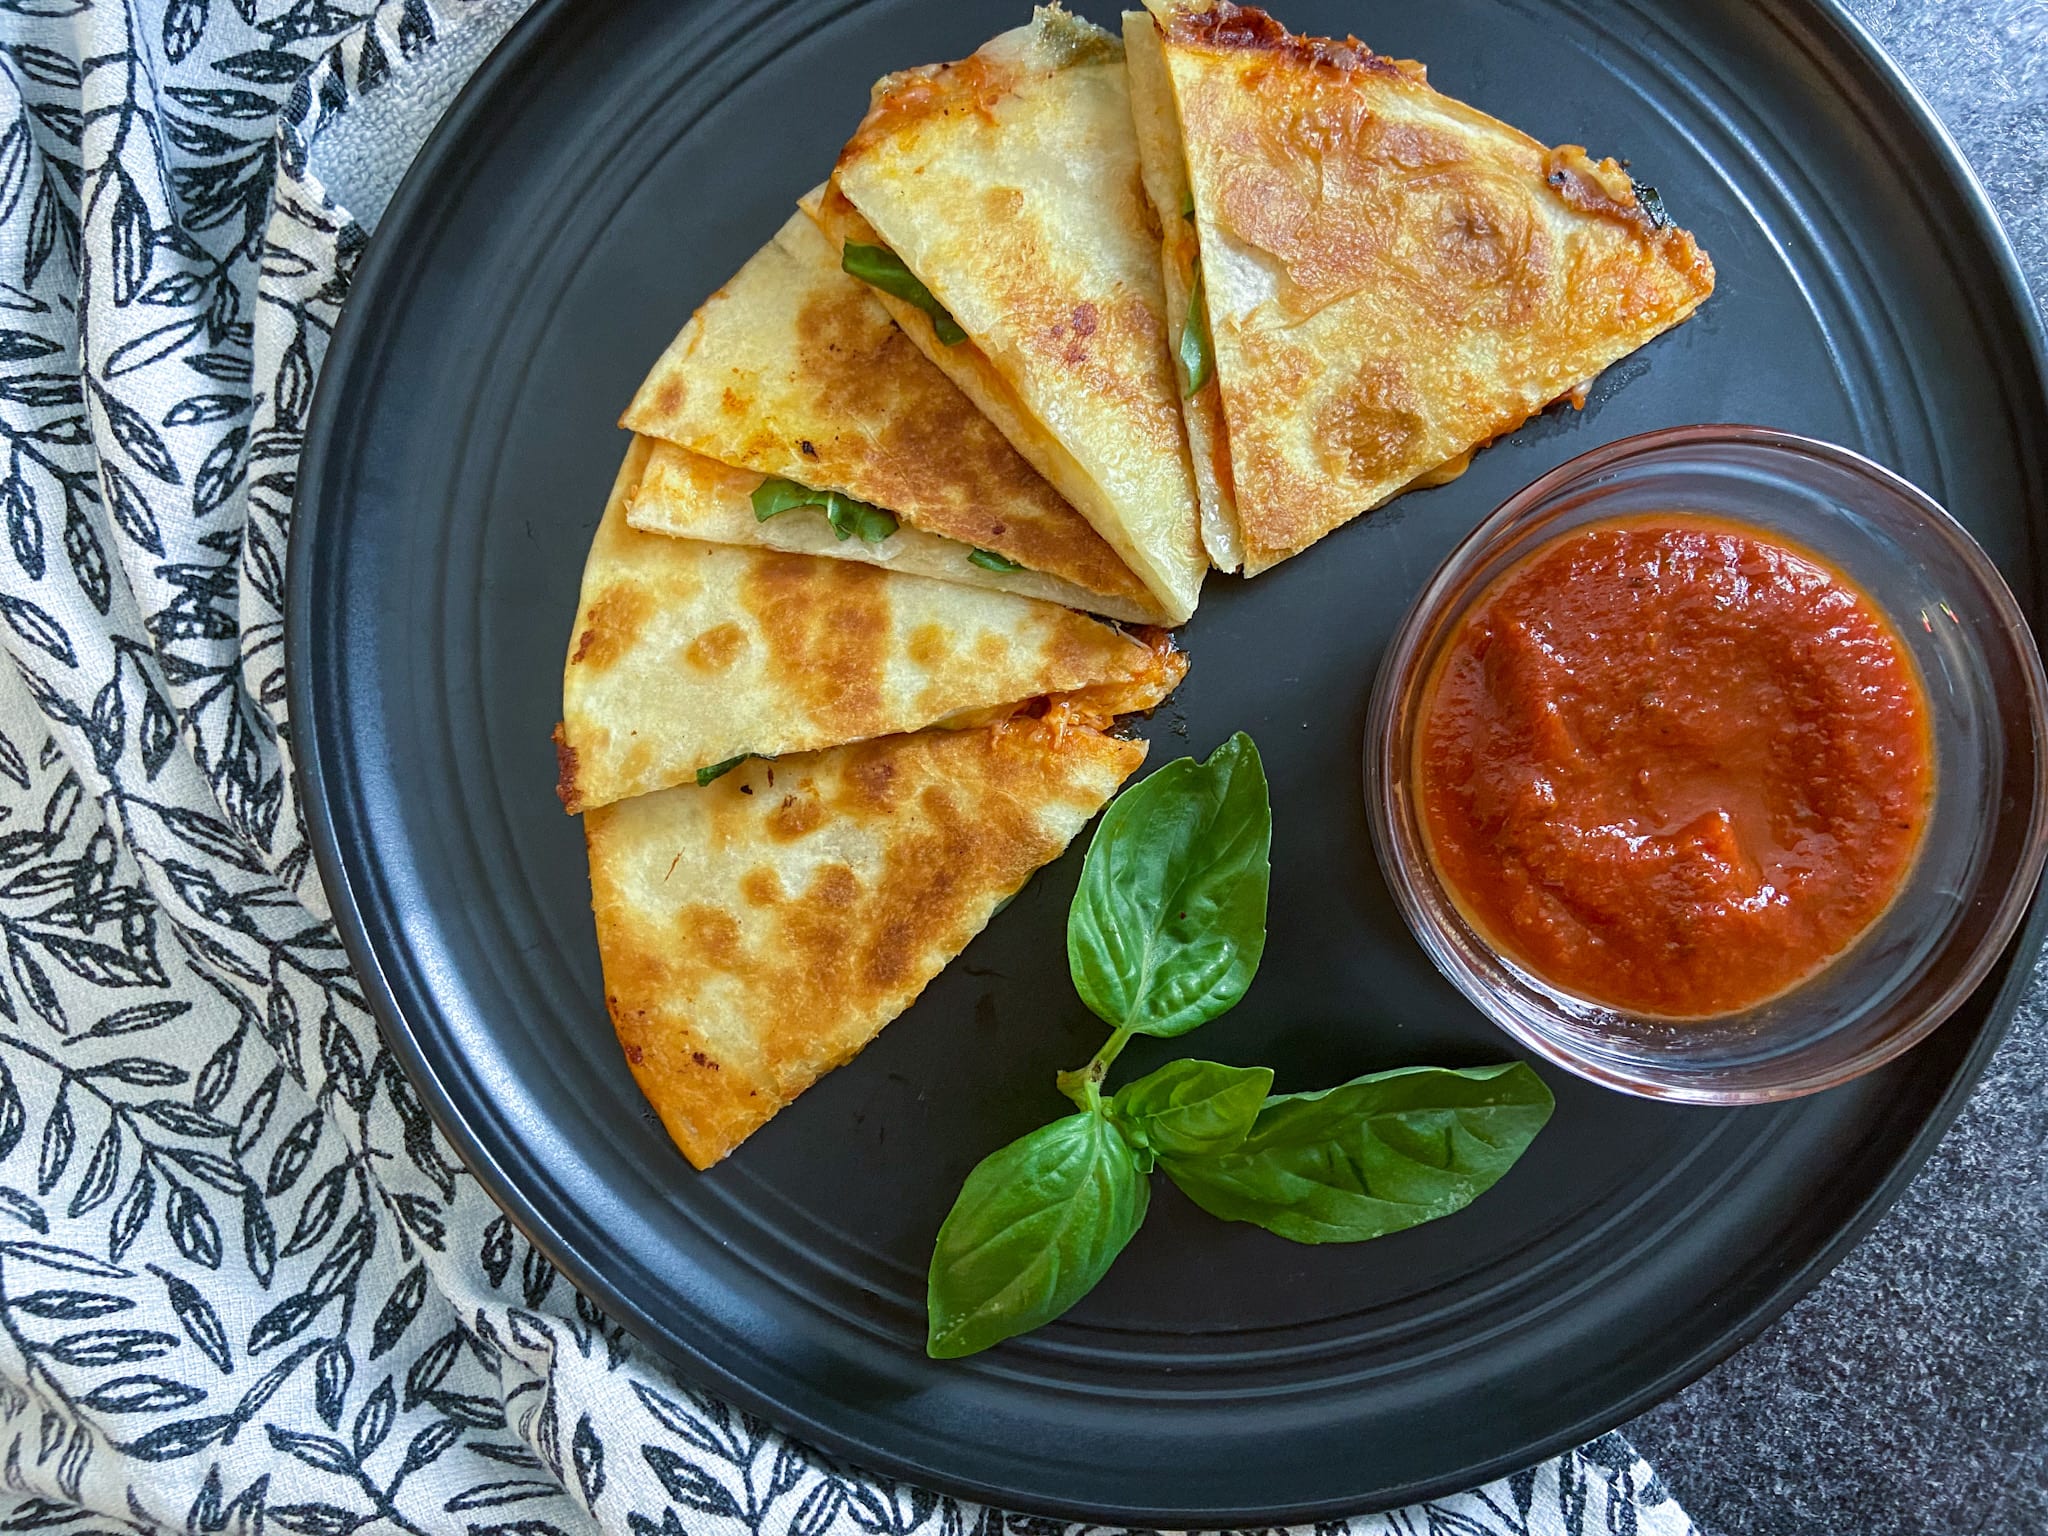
[751,476,898,546]
[842,242,968,346]
[925,732,1556,1357]
[1178,255,1214,397]
[967,547,1024,574]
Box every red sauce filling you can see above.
[1415,515,1932,1018]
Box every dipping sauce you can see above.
[1415,515,1933,1018]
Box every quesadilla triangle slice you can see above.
[556,438,1180,815]
[1133,0,1717,575]
[620,210,1163,625]
[627,438,1159,624]
[825,6,1207,624]
[1122,10,1242,571]
[585,702,1171,1169]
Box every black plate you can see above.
[288,0,2048,1522]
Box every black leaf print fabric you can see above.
[0,1,1702,1532]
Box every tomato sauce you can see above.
[1415,515,1932,1018]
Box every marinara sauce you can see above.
[1415,515,1933,1018]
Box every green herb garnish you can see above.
[927,1112,1149,1360]
[1178,256,1214,397]
[696,755,749,787]
[1158,1063,1555,1243]
[1108,1057,1271,1159]
[1180,186,1195,220]
[842,242,968,346]
[924,733,1555,1357]
[968,547,1025,574]
[1065,733,1270,1040]
[751,476,899,545]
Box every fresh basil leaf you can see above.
[968,547,1024,574]
[1067,732,1270,1038]
[927,1112,1149,1358]
[842,242,968,346]
[695,755,748,787]
[751,476,898,546]
[1159,1062,1554,1244]
[1109,1058,1272,1159]
[1180,186,1195,220]
[824,492,898,545]
[1178,256,1213,397]
[751,476,820,521]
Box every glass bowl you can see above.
[1366,426,2048,1103]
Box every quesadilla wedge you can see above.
[557,439,1177,814]
[1121,10,1241,571]
[1129,0,1716,573]
[622,209,1161,623]
[586,703,1171,1168]
[825,6,1207,624]
[627,438,1160,622]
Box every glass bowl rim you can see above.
[1364,422,2048,1103]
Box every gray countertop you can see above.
[1625,4,2048,1530]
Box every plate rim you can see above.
[285,0,2048,1521]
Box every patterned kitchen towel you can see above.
[0,0,1698,1531]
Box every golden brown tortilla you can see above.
[1132,0,1716,573]
[1123,11,1242,571]
[585,708,1167,1167]
[827,7,1207,624]
[620,209,1159,620]
[556,439,1174,813]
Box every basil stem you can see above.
[842,242,968,346]
[968,547,1025,574]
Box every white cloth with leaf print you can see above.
[0,0,1698,1531]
